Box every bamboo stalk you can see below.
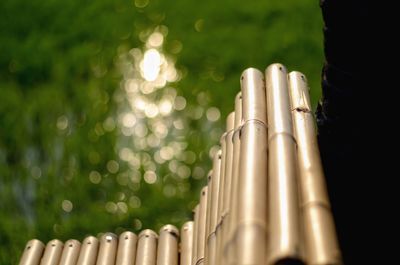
[59,239,81,265]
[135,230,158,265]
[234,68,268,265]
[157,225,179,265]
[18,239,44,265]
[205,150,222,265]
[40,239,64,265]
[96,233,118,265]
[265,64,303,265]
[76,236,99,265]
[203,170,213,265]
[116,232,138,265]
[216,112,235,265]
[180,221,194,265]
[192,205,200,265]
[196,187,208,265]
[225,92,242,265]
[288,71,342,265]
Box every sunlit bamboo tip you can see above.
[234,92,243,129]
[227,112,235,131]
[288,71,311,112]
[100,232,118,242]
[265,63,288,74]
[136,229,157,265]
[82,236,98,244]
[240,67,264,79]
[200,186,207,196]
[77,236,99,265]
[18,239,45,265]
[138,229,158,239]
[240,67,267,124]
[97,233,118,265]
[180,221,194,265]
[59,239,81,265]
[159,224,179,237]
[216,149,222,159]
[116,231,138,265]
[182,221,194,231]
[40,239,64,265]
[207,170,213,183]
[119,231,137,241]
[158,224,179,265]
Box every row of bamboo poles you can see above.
[19,64,342,265]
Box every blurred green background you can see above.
[0,0,323,263]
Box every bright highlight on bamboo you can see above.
[18,64,341,265]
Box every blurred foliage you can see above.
[0,0,323,263]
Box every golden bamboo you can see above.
[96,233,118,265]
[205,150,222,265]
[18,239,45,265]
[157,225,179,265]
[116,231,138,265]
[135,229,158,265]
[225,92,242,265]
[234,68,268,265]
[17,64,344,265]
[265,64,303,264]
[76,236,99,265]
[203,170,213,264]
[180,221,194,265]
[40,239,63,265]
[215,112,235,265]
[288,71,342,265]
[192,205,200,265]
[196,187,208,265]
[59,239,81,265]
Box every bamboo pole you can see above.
[205,150,222,265]
[18,239,45,265]
[216,112,235,265]
[135,229,158,265]
[196,187,208,265]
[76,236,99,265]
[96,233,118,265]
[192,205,200,265]
[265,64,303,265]
[180,221,194,265]
[225,92,242,265]
[288,71,342,265]
[40,239,63,265]
[214,129,228,263]
[234,68,268,265]
[116,231,138,265]
[203,170,213,265]
[157,225,179,265]
[59,239,81,265]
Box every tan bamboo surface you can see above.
[18,64,341,265]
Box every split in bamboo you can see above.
[288,71,342,265]
[157,225,179,265]
[136,229,158,265]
